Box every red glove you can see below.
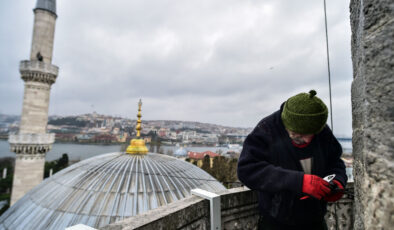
[324,180,345,202]
[302,174,331,200]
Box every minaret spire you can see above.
[9,0,59,205]
[126,99,148,154]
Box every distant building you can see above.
[187,151,219,167]
[112,127,120,135]
[143,136,152,143]
[92,133,117,143]
[75,134,93,143]
[188,151,219,160]
[55,133,76,142]
[174,147,188,158]
[116,132,128,143]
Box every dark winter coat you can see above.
[237,104,347,226]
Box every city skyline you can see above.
[0,0,353,136]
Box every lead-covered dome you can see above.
[0,152,225,230]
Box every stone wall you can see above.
[101,186,354,230]
[101,187,259,230]
[350,0,394,229]
[326,183,354,230]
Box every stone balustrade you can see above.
[20,60,58,75]
[9,133,55,155]
[9,133,55,144]
[19,60,58,84]
[101,183,354,230]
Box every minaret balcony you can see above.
[19,60,58,84]
[9,133,55,145]
[8,133,55,155]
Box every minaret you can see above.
[8,0,58,206]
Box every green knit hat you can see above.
[281,90,328,134]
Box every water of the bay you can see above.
[0,139,352,162]
[0,140,230,161]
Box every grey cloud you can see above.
[1,0,353,136]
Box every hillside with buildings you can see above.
[0,113,252,146]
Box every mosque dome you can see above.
[0,152,225,229]
[174,147,188,157]
[1,100,224,229]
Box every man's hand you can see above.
[324,180,345,202]
[302,174,331,200]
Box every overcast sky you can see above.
[0,0,353,137]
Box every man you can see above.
[237,90,347,230]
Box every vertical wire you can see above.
[324,0,334,132]
[324,2,338,229]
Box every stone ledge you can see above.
[100,184,355,230]
[19,60,58,84]
[20,60,58,75]
[14,153,46,160]
[9,133,55,145]
[101,196,209,230]
[9,133,54,154]
[101,187,259,230]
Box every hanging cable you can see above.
[323,0,334,132]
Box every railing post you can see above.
[65,224,97,230]
[191,188,221,230]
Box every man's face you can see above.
[287,129,314,145]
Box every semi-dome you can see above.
[0,152,225,230]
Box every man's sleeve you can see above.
[325,130,348,187]
[237,127,304,194]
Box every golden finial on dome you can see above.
[126,99,148,154]
[136,99,142,137]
